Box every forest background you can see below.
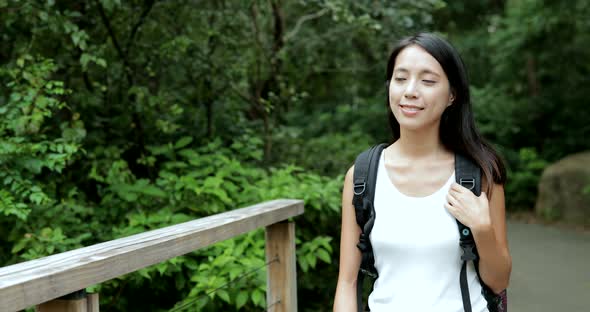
[1,0,589,311]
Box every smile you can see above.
[399,104,424,117]
[399,104,424,111]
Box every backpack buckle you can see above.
[353,182,366,195]
[459,178,475,190]
[460,241,478,261]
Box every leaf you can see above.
[196,297,209,310]
[95,58,107,68]
[234,241,247,256]
[29,191,47,205]
[306,253,317,268]
[209,188,232,204]
[119,191,138,202]
[211,254,231,268]
[80,53,91,71]
[298,256,308,272]
[113,181,167,199]
[174,136,193,149]
[251,289,263,306]
[38,11,48,21]
[216,289,230,303]
[137,185,167,197]
[100,0,121,12]
[236,290,248,309]
[11,238,28,254]
[40,228,52,237]
[138,269,151,280]
[316,248,332,264]
[157,263,168,275]
[18,157,45,174]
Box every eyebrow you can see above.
[394,68,441,77]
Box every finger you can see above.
[448,187,460,197]
[450,182,462,192]
[446,193,460,207]
[451,182,469,194]
[444,202,452,212]
[449,187,466,199]
[444,203,458,217]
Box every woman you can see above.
[333,33,511,311]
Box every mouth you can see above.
[399,104,424,112]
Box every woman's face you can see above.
[389,45,454,132]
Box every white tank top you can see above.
[368,153,489,312]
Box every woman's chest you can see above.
[372,186,459,251]
[383,162,454,197]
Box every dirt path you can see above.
[507,221,590,312]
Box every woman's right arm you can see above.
[333,166,362,312]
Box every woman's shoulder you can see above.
[344,165,354,184]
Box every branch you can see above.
[288,23,357,51]
[270,0,285,53]
[250,2,264,86]
[189,48,256,105]
[284,8,328,42]
[125,0,156,55]
[95,0,132,84]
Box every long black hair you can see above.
[386,32,506,192]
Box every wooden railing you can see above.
[0,199,304,312]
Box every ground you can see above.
[507,215,589,312]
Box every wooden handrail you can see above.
[0,199,304,312]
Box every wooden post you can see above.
[265,221,297,312]
[36,291,99,312]
[36,298,87,312]
[87,293,100,312]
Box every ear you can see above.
[448,90,456,106]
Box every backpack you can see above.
[353,144,507,312]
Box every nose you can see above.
[403,80,419,99]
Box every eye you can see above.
[394,77,406,82]
[422,80,437,84]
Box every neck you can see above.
[394,124,446,159]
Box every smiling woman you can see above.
[389,45,453,129]
[333,33,511,312]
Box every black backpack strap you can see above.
[353,143,387,312]
[455,153,481,312]
[455,154,507,312]
[455,153,481,257]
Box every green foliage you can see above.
[160,231,270,312]
[71,134,341,311]
[0,56,83,220]
[271,101,386,176]
[297,236,333,273]
[504,148,548,211]
[11,227,91,261]
[23,133,340,311]
[482,0,590,159]
[0,54,90,267]
[449,0,590,211]
[2,0,588,310]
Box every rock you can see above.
[535,151,590,225]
